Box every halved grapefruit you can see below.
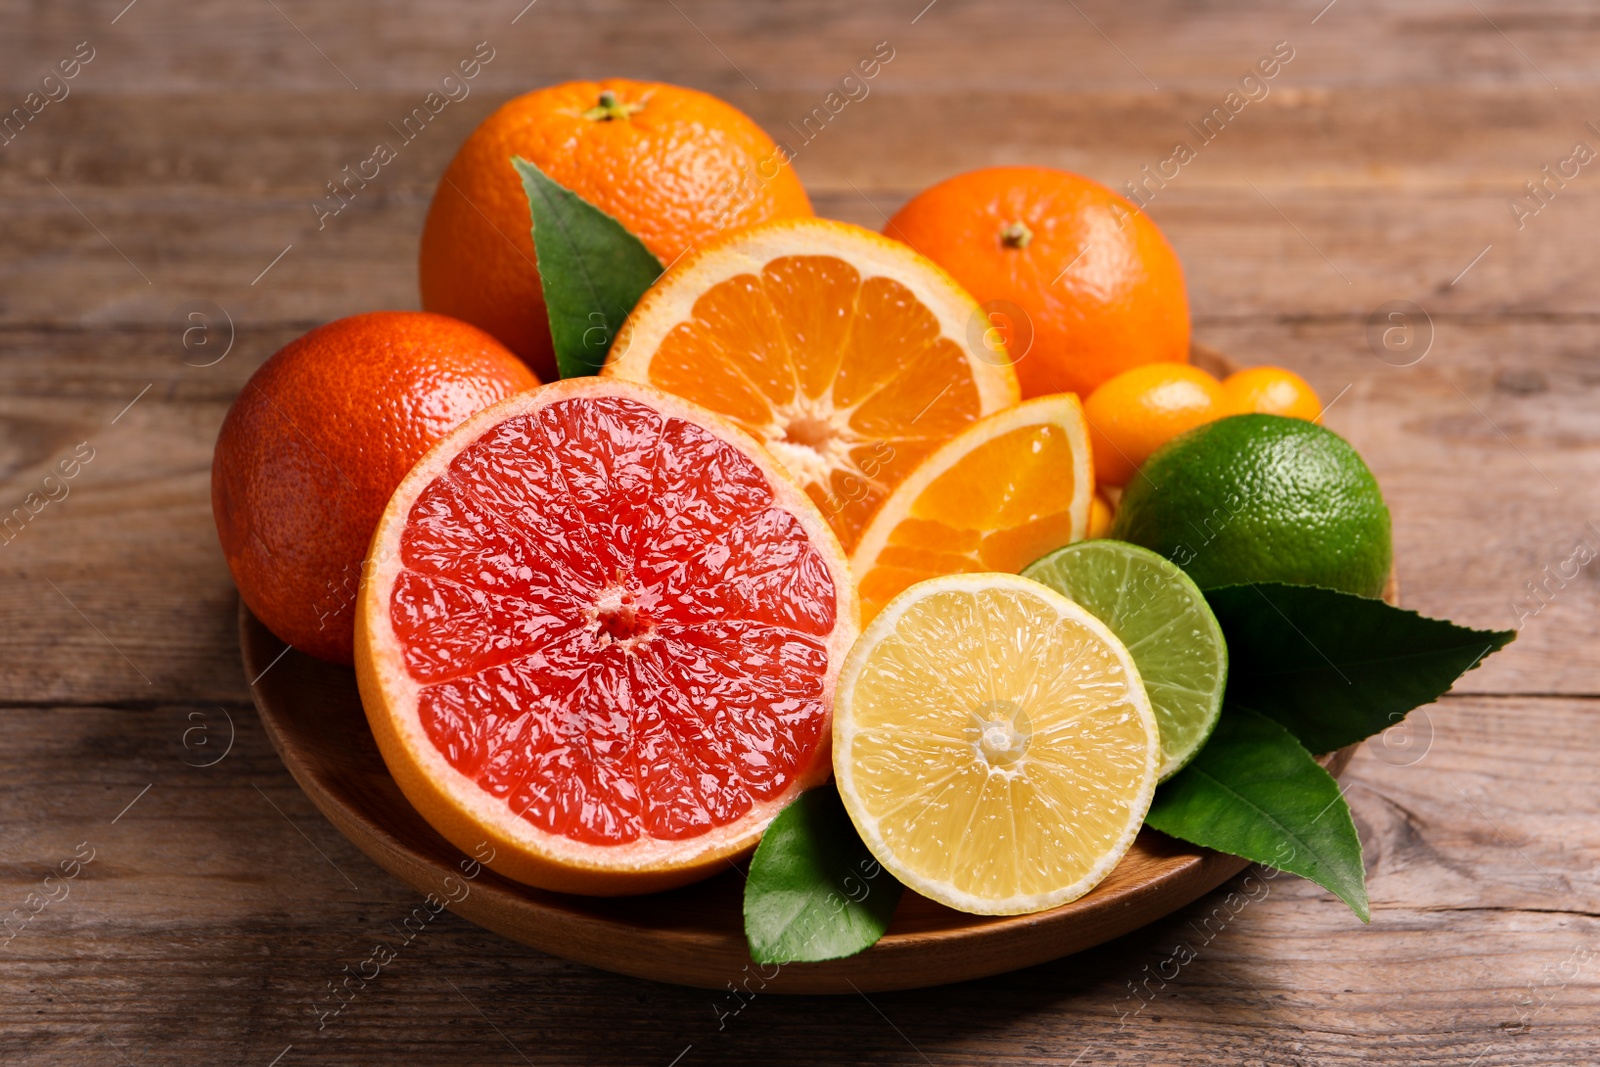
[601,218,1020,551]
[355,378,858,895]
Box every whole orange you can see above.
[1221,366,1322,422]
[1084,363,1224,486]
[211,311,538,664]
[419,79,814,382]
[885,166,1190,398]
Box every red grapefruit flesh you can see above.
[355,378,859,895]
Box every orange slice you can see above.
[355,378,858,895]
[850,394,1095,622]
[602,218,1020,551]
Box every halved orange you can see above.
[850,394,1095,622]
[602,218,1020,551]
[355,378,858,895]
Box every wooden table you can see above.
[3,2,1596,1063]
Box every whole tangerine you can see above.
[1221,365,1323,422]
[1084,363,1224,487]
[419,79,814,381]
[1088,491,1116,540]
[211,311,538,663]
[885,165,1191,398]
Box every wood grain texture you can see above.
[1,0,1597,1062]
[2,696,1594,1064]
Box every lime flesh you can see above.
[1023,540,1226,779]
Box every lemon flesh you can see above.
[833,574,1159,916]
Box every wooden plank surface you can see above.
[2,0,1598,1063]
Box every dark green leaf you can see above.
[513,156,663,378]
[1206,582,1514,754]
[1146,706,1369,920]
[743,785,903,964]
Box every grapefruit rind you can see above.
[355,377,859,896]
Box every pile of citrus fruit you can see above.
[213,79,1393,915]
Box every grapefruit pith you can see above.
[355,378,858,895]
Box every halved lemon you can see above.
[603,218,1020,551]
[833,573,1159,916]
[850,394,1094,623]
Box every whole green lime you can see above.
[1110,414,1392,597]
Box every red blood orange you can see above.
[355,378,858,895]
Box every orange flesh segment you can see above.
[642,254,985,550]
[858,417,1087,620]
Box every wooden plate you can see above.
[242,344,1386,993]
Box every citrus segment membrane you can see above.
[604,220,1021,552]
[384,392,839,850]
[834,574,1159,915]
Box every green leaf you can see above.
[743,785,903,964]
[513,156,663,378]
[1145,706,1370,921]
[1205,582,1514,755]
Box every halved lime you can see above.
[1022,540,1226,779]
